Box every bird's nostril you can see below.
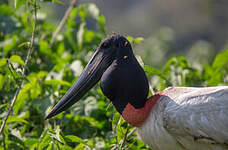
[124,41,128,46]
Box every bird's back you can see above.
[138,86,228,150]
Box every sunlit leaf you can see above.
[10,55,25,66]
[126,36,134,43]
[37,71,48,78]
[52,0,64,5]
[38,133,52,150]
[133,37,144,44]
[212,49,228,69]
[44,79,71,87]
[75,143,85,150]
[0,74,4,90]
[18,42,30,48]
[0,58,7,67]
[7,116,28,124]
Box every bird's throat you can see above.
[122,92,162,127]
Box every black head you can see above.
[45,34,149,119]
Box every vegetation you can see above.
[0,0,227,150]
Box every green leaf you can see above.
[0,58,7,67]
[77,22,85,50]
[79,5,87,21]
[3,35,18,55]
[7,116,28,124]
[18,42,30,48]
[112,111,121,130]
[144,65,171,85]
[126,36,134,43]
[46,143,53,150]
[39,40,52,57]
[133,37,144,44]
[9,133,25,148]
[52,0,64,5]
[206,49,228,86]
[212,49,228,69]
[37,71,48,78]
[66,7,77,28]
[10,55,25,66]
[98,15,106,33]
[44,79,71,87]
[0,74,4,90]
[38,133,52,150]
[14,76,41,114]
[24,138,38,147]
[0,4,13,15]
[48,126,64,145]
[116,117,127,144]
[14,82,31,114]
[65,135,93,148]
[0,103,8,110]
[75,144,85,150]
[14,0,27,9]
[126,36,144,45]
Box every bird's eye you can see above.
[101,42,110,49]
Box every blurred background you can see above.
[43,0,228,67]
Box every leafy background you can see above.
[0,0,228,150]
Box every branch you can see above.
[49,0,78,48]
[126,127,136,139]
[119,127,136,149]
[0,0,37,135]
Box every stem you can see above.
[119,126,130,150]
[0,0,37,135]
[126,127,136,139]
[149,84,155,95]
[49,0,78,48]
[119,127,136,150]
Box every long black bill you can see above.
[45,49,111,119]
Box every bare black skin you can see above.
[45,34,149,119]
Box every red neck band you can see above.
[122,92,162,127]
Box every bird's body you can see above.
[138,86,228,150]
[45,35,228,150]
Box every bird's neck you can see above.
[121,92,162,127]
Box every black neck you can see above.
[100,47,149,114]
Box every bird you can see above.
[45,34,228,150]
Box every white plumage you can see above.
[138,86,228,150]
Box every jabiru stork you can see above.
[45,34,228,150]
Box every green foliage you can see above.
[145,51,228,91]
[10,55,25,66]
[0,0,227,150]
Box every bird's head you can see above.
[45,34,149,126]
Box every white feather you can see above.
[137,86,228,150]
